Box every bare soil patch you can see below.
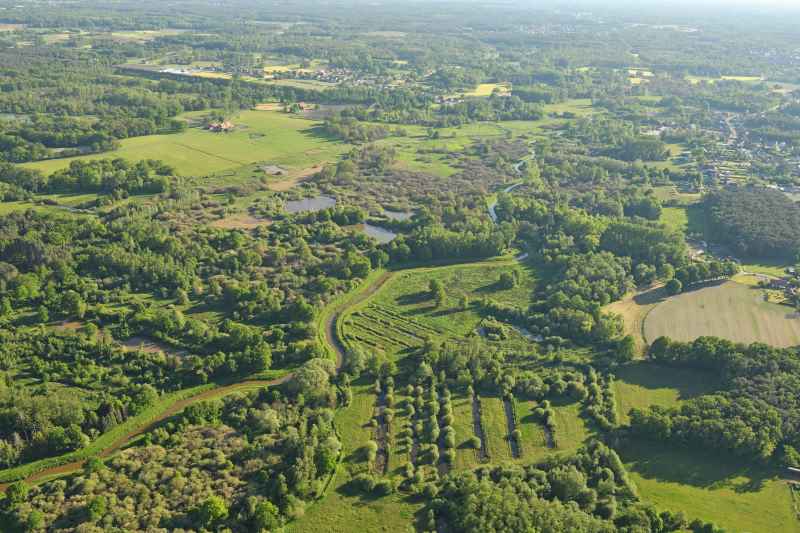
[121,336,187,357]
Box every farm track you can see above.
[0,377,286,491]
[1,271,396,492]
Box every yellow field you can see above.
[464,83,511,97]
[644,280,800,347]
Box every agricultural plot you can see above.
[644,281,800,347]
[603,284,666,355]
[342,260,536,357]
[620,441,799,533]
[464,83,511,97]
[23,110,349,177]
[286,380,424,533]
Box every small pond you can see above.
[384,209,413,221]
[362,223,397,244]
[285,195,336,214]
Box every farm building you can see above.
[208,120,235,132]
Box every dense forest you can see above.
[704,188,800,260]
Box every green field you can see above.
[740,258,793,278]
[620,441,799,533]
[451,390,480,470]
[660,206,689,233]
[342,259,536,357]
[480,395,513,463]
[23,110,349,177]
[644,281,800,347]
[613,362,718,424]
[517,400,591,460]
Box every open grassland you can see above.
[651,185,702,206]
[687,74,764,84]
[644,280,800,347]
[23,110,348,177]
[613,362,718,424]
[620,441,800,533]
[658,203,705,236]
[517,400,591,462]
[660,206,689,233]
[740,258,793,278]
[342,259,536,356]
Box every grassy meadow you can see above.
[23,109,349,177]
[517,399,591,461]
[620,441,799,533]
[613,362,718,424]
[643,280,800,347]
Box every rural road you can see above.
[0,271,396,491]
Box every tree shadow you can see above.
[615,361,719,400]
[303,124,345,144]
[474,280,503,294]
[396,290,433,306]
[633,285,668,306]
[619,439,774,493]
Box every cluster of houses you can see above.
[766,268,800,293]
[271,67,353,85]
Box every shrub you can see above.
[365,440,379,462]
[374,478,394,496]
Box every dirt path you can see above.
[0,377,286,491]
[324,271,394,369]
[1,272,395,492]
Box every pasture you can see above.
[643,280,800,347]
[613,362,718,424]
[23,110,349,177]
[620,441,799,533]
